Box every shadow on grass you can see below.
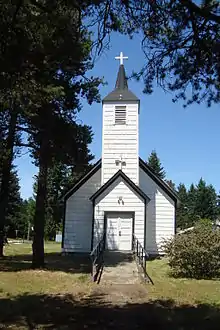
[0,253,91,274]
[0,293,219,329]
[0,251,138,274]
[167,269,220,281]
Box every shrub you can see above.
[163,219,220,279]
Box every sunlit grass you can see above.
[0,242,91,298]
[147,257,220,306]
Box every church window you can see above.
[115,106,126,125]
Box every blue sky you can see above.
[15,33,220,199]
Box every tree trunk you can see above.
[0,110,17,257]
[32,140,49,268]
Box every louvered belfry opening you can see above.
[115,105,126,125]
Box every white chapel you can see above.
[62,52,178,255]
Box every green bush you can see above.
[163,219,220,279]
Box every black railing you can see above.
[90,232,106,282]
[132,234,154,284]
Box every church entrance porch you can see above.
[105,212,134,251]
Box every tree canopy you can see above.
[87,0,220,106]
[176,180,219,230]
[0,1,102,263]
[147,150,166,179]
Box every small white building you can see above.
[62,53,178,255]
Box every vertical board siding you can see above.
[139,167,175,254]
[63,168,101,252]
[102,102,139,185]
[93,177,145,248]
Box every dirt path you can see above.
[100,251,139,285]
[90,251,148,305]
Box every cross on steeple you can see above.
[115,51,128,65]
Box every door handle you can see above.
[119,231,121,236]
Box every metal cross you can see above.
[115,51,128,65]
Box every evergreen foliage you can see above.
[194,178,218,221]
[91,0,220,106]
[0,1,102,263]
[20,198,36,240]
[1,0,220,264]
[147,150,166,180]
[44,161,91,240]
[165,179,176,191]
[0,168,23,238]
[176,180,219,230]
[176,183,191,229]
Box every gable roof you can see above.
[62,159,101,201]
[139,158,179,203]
[90,169,150,203]
[63,157,179,203]
[103,64,139,103]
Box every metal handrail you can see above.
[132,234,153,284]
[90,232,106,281]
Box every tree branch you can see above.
[11,0,24,27]
[15,142,31,148]
[180,0,220,24]
[16,125,33,134]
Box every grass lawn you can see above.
[0,242,91,296]
[147,258,220,306]
[0,243,220,329]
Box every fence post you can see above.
[145,255,147,273]
[141,248,143,267]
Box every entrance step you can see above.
[100,251,139,285]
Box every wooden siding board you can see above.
[139,167,175,254]
[63,168,101,253]
[93,177,145,249]
[102,102,139,185]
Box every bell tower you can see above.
[101,52,140,185]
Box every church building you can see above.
[62,52,178,255]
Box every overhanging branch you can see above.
[180,0,220,24]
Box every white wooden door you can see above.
[106,213,133,251]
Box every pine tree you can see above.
[194,178,218,221]
[187,183,197,225]
[165,179,176,191]
[0,2,101,262]
[176,183,191,229]
[147,150,166,180]
[20,198,36,240]
[0,167,22,238]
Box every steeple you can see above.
[115,65,128,89]
[103,52,139,103]
[101,52,140,185]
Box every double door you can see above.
[106,212,133,251]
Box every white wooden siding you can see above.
[63,168,101,253]
[93,176,145,248]
[102,101,139,185]
[139,167,175,254]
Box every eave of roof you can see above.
[90,169,150,203]
[63,157,179,203]
[62,159,101,201]
[103,89,139,102]
[139,157,179,203]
